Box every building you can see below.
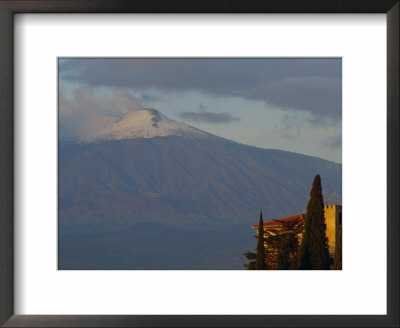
[252,213,305,269]
[324,204,342,255]
[252,205,342,268]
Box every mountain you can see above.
[58,108,342,269]
[77,108,209,142]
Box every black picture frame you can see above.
[0,1,398,327]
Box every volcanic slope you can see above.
[59,108,341,229]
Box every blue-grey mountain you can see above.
[58,108,341,269]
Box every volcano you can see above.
[58,108,341,269]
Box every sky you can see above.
[59,58,342,163]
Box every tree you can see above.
[298,175,330,270]
[267,217,304,270]
[277,238,290,270]
[243,211,266,270]
[255,211,267,270]
[243,251,256,270]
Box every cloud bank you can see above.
[180,111,240,124]
[59,58,342,121]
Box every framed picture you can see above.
[0,1,398,327]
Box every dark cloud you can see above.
[141,93,162,103]
[261,76,341,119]
[180,111,240,124]
[59,58,342,121]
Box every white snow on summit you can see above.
[78,108,210,143]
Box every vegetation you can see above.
[243,211,267,270]
[276,218,304,269]
[244,174,341,270]
[243,251,256,270]
[298,174,331,270]
[261,217,304,269]
[255,211,267,270]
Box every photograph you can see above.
[1,0,397,325]
[58,58,342,270]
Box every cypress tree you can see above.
[255,211,267,270]
[298,175,330,269]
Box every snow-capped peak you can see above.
[78,108,210,143]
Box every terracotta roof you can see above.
[252,213,306,228]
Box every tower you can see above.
[324,204,342,256]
